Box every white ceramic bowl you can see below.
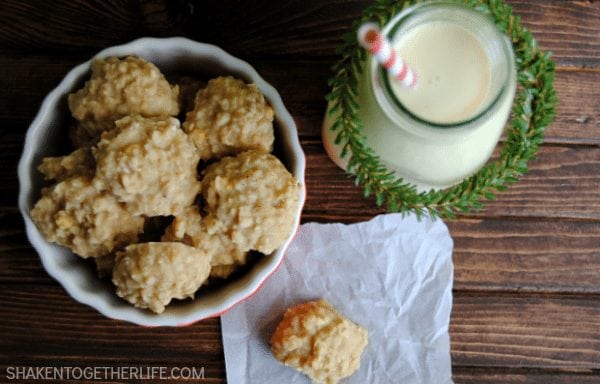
[18,37,306,326]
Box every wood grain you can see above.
[544,69,600,145]
[1,286,599,376]
[1,1,599,383]
[451,293,600,369]
[473,145,600,219]
[454,368,600,384]
[1,1,599,68]
[449,218,600,293]
[0,284,224,358]
[509,0,600,68]
[0,0,187,53]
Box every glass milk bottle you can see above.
[322,2,517,191]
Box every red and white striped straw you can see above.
[357,22,417,89]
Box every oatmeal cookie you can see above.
[162,207,249,279]
[112,242,212,314]
[271,299,368,384]
[94,115,201,216]
[30,176,144,258]
[183,76,274,160]
[201,150,300,254]
[68,56,179,145]
[38,147,95,182]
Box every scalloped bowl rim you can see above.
[17,37,306,326]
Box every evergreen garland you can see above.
[325,0,557,218]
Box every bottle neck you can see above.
[369,1,515,140]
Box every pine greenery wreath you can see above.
[325,0,557,219]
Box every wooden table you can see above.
[1,1,599,383]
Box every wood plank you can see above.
[0,210,55,285]
[1,1,597,68]
[0,284,224,358]
[0,55,86,121]
[1,211,55,284]
[1,285,598,372]
[449,218,600,294]
[301,142,600,221]
[0,0,186,53]
[546,69,600,145]
[477,145,600,219]
[451,293,600,369]
[454,368,600,384]
[0,125,28,208]
[509,0,600,68]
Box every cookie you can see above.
[68,56,179,146]
[201,150,300,254]
[183,76,274,160]
[30,176,144,258]
[94,115,200,216]
[112,242,212,314]
[271,299,368,384]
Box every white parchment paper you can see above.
[221,213,454,384]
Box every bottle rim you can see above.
[370,1,516,132]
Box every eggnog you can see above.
[323,2,516,191]
[391,22,492,125]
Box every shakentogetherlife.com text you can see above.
[5,366,205,381]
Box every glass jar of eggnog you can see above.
[322,1,517,192]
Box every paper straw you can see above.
[357,22,417,89]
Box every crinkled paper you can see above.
[222,213,454,384]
